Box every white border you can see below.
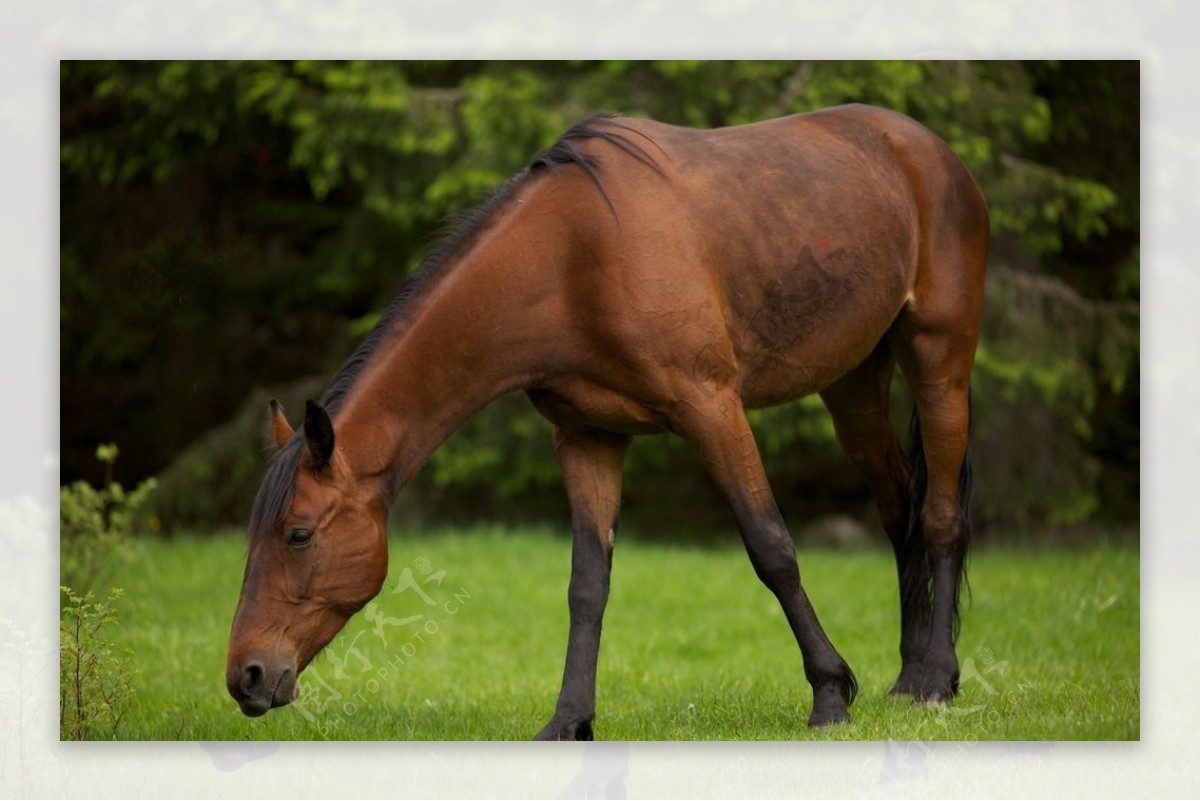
[3,2,1190,797]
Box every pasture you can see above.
[104,526,1137,741]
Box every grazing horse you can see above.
[226,104,988,738]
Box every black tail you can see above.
[903,395,973,642]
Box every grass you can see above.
[101,525,1138,741]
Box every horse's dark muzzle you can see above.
[227,654,297,717]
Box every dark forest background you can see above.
[59,60,1139,541]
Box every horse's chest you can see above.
[526,384,668,436]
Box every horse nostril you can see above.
[240,662,265,695]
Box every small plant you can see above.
[60,586,135,740]
[60,443,156,596]
[59,444,151,740]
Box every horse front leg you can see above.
[535,427,630,741]
[675,392,857,727]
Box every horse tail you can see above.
[904,392,973,642]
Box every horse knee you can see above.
[921,499,967,554]
[744,530,800,593]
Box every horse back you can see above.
[530,106,987,408]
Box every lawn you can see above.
[101,526,1138,741]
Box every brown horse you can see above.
[226,104,988,738]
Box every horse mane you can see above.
[249,113,663,541]
[529,112,664,217]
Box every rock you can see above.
[797,514,874,550]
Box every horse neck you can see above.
[333,216,562,491]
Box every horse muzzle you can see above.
[227,651,299,717]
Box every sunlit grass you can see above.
[104,526,1138,741]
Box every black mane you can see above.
[249,113,662,541]
[529,112,664,217]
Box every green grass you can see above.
[100,526,1138,741]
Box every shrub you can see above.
[59,586,135,740]
[59,444,149,739]
[60,444,156,595]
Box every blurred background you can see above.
[59,60,1139,544]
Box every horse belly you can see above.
[729,242,908,408]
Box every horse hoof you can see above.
[887,671,924,698]
[904,672,959,704]
[807,707,852,727]
[912,684,957,705]
[913,694,950,707]
[533,718,594,741]
[890,660,958,701]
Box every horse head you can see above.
[225,399,389,717]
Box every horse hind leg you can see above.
[889,340,974,701]
[886,234,986,701]
[819,341,933,697]
[868,136,988,702]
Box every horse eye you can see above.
[287,527,314,548]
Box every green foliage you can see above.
[989,155,1120,256]
[60,586,136,740]
[59,445,147,740]
[428,395,559,498]
[973,268,1139,526]
[60,445,157,594]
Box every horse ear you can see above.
[303,399,335,469]
[268,399,294,449]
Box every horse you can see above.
[225,103,988,739]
